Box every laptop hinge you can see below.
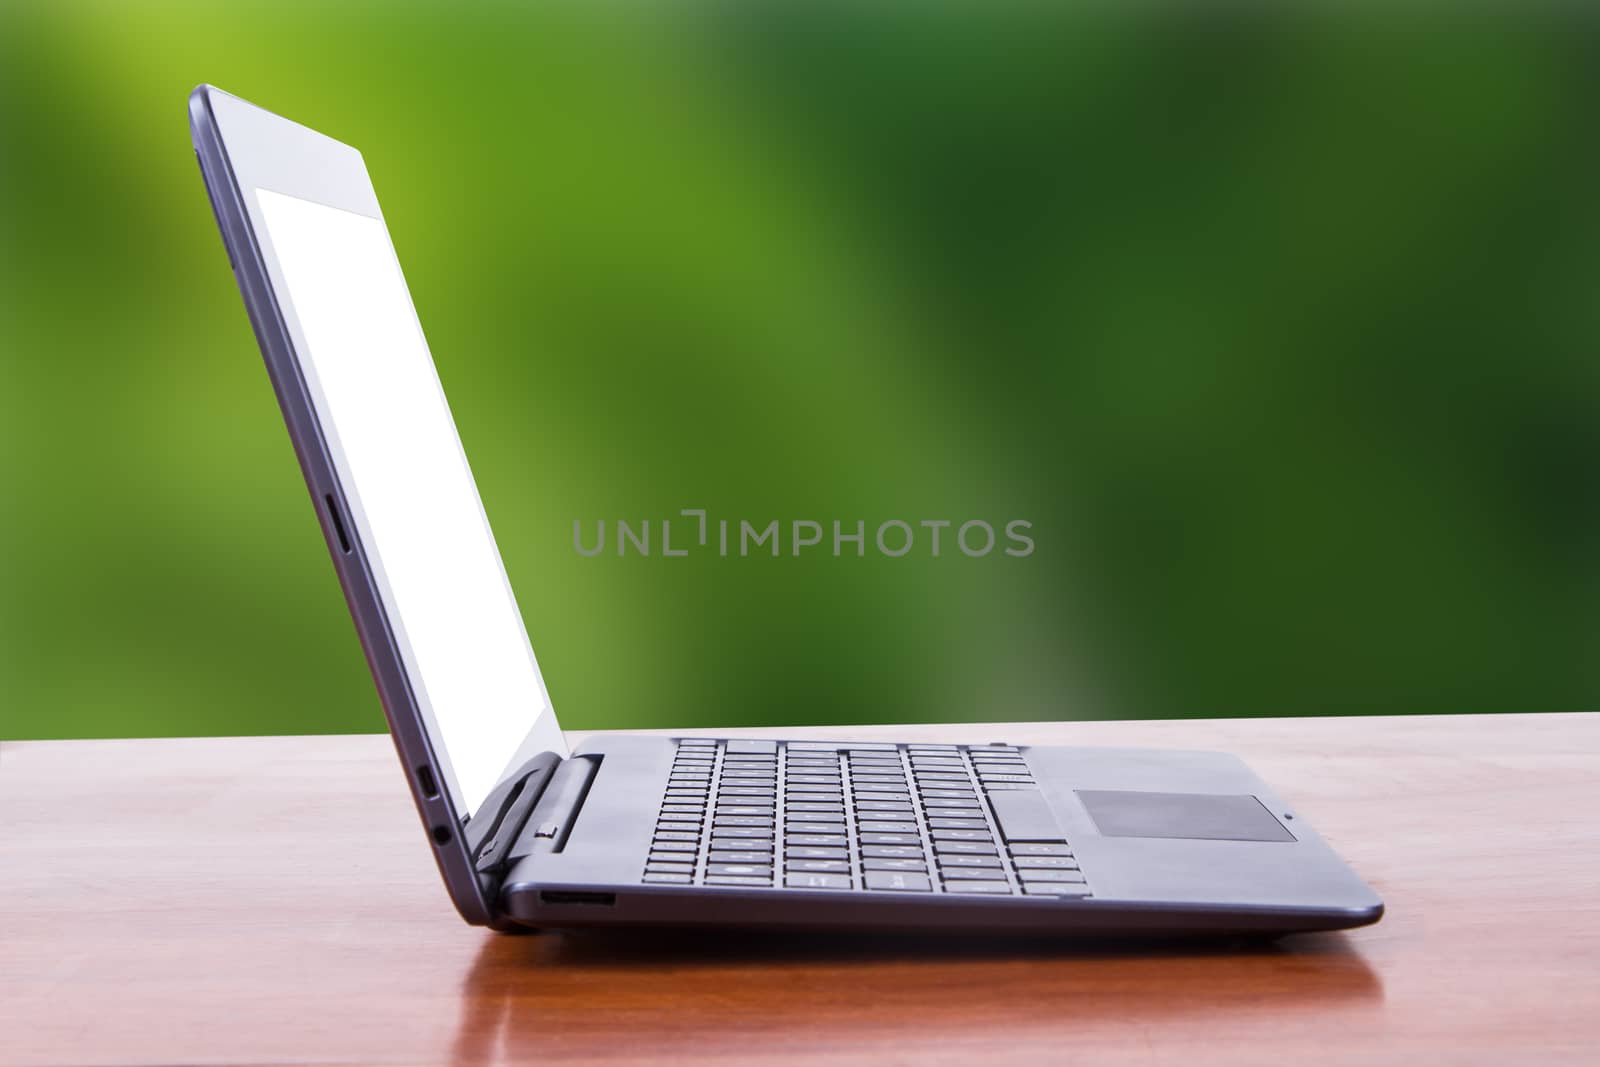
[499,754,603,866]
[469,751,563,875]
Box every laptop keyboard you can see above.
[642,740,1090,897]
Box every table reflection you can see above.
[451,925,1383,1064]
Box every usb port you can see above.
[324,493,352,553]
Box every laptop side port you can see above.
[539,891,617,906]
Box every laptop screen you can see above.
[253,186,554,816]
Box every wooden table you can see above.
[2,714,1597,1066]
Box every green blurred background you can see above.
[2,2,1597,740]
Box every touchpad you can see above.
[1077,790,1296,842]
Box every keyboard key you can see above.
[987,790,1067,844]
[786,801,843,813]
[1013,856,1081,870]
[787,810,846,823]
[854,791,911,802]
[978,773,1036,784]
[786,873,853,890]
[707,863,773,877]
[656,820,700,833]
[643,873,692,884]
[786,860,850,874]
[1009,843,1073,856]
[944,881,1013,894]
[865,871,932,892]
[786,775,841,785]
[715,805,773,816]
[649,841,698,853]
[708,850,771,863]
[859,833,920,845]
[645,861,693,873]
[726,740,777,754]
[912,771,968,781]
[920,788,976,799]
[856,801,915,814]
[707,875,773,886]
[928,817,988,830]
[787,846,849,860]
[1018,869,1088,884]
[653,831,700,842]
[719,786,776,797]
[934,840,998,855]
[1024,884,1091,897]
[713,816,773,828]
[863,858,927,872]
[861,845,922,859]
[786,834,848,847]
[931,828,994,842]
[786,785,844,796]
[936,854,1002,868]
[858,821,918,834]
[923,798,981,809]
[710,838,772,852]
[939,866,1009,880]
[713,826,772,839]
[787,822,847,836]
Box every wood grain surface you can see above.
[3,714,1597,1066]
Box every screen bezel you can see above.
[188,84,567,927]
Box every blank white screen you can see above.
[255,187,547,815]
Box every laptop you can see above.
[188,85,1383,937]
